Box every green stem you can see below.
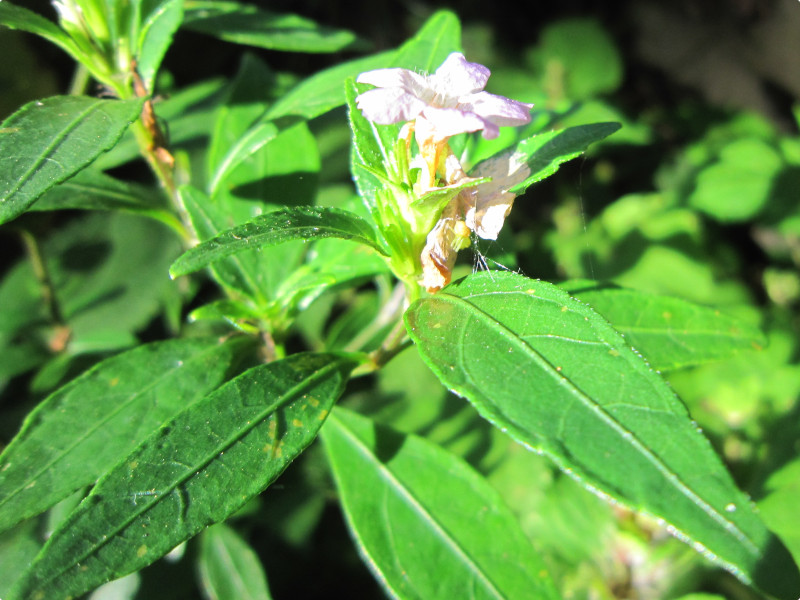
[20,230,65,328]
[68,63,91,96]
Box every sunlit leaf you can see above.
[0,336,252,534]
[170,206,388,278]
[9,353,358,600]
[0,96,143,224]
[563,281,766,371]
[404,271,800,599]
[322,407,561,600]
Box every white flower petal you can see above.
[356,87,427,124]
[460,91,533,127]
[431,53,490,97]
[420,107,486,139]
[357,67,427,91]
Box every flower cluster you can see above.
[356,52,533,292]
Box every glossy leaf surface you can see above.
[404,271,799,599]
[0,96,143,224]
[322,407,560,600]
[170,206,387,278]
[0,337,251,534]
[9,353,357,600]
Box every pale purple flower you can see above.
[356,52,533,140]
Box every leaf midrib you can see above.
[432,289,759,560]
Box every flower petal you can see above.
[431,53,490,97]
[459,91,533,127]
[356,87,427,124]
[356,67,427,92]
[419,107,486,140]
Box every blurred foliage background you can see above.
[1,1,799,598]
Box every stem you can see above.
[21,230,65,328]
[68,63,91,96]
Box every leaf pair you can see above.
[2,346,358,599]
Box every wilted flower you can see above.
[420,152,531,291]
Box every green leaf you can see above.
[136,0,184,89]
[404,271,800,599]
[0,2,83,64]
[9,353,358,600]
[492,122,621,195]
[170,206,388,278]
[321,407,561,600]
[265,9,459,120]
[208,119,280,195]
[184,0,359,53]
[0,336,251,535]
[198,523,272,600]
[29,169,182,232]
[689,138,782,222]
[0,96,144,225]
[562,281,766,371]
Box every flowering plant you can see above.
[0,5,798,600]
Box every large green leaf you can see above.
[0,336,251,534]
[404,271,800,599]
[0,96,143,225]
[198,523,272,600]
[322,407,561,600]
[184,0,358,53]
[563,281,766,371]
[8,353,358,600]
[265,10,459,120]
[170,206,388,278]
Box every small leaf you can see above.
[184,0,359,53]
[404,272,800,599]
[0,96,144,225]
[9,353,358,600]
[136,0,184,89]
[208,120,280,195]
[0,336,252,534]
[480,122,621,195]
[198,523,272,600]
[322,407,561,600]
[563,281,766,371]
[170,206,388,278]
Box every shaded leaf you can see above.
[198,523,272,600]
[562,281,766,371]
[0,96,143,224]
[170,206,387,278]
[322,407,561,600]
[184,0,359,53]
[404,271,800,599]
[9,353,358,600]
[0,2,83,63]
[0,336,252,534]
